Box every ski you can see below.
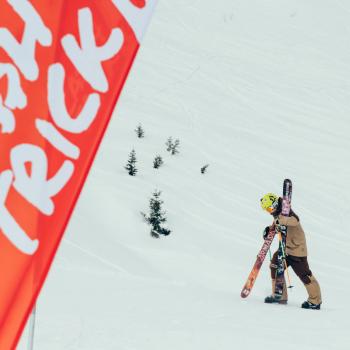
[274,179,292,296]
[281,179,292,216]
[241,224,276,298]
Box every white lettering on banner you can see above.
[35,119,80,159]
[0,63,27,134]
[48,63,101,133]
[0,170,39,255]
[0,0,52,81]
[111,0,158,42]
[0,96,15,134]
[11,144,74,216]
[0,63,27,109]
[0,2,145,254]
[61,8,124,93]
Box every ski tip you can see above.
[240,289,250,298]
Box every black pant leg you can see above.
[286,255,312,284]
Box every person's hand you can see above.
[275,223,287,235]
[263,226,270,240]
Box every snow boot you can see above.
[264,295,287,304]
[264,279,288,304]
[301,300,321,310]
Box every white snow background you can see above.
[18,0,350,349]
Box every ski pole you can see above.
[267,223,275,261]
[27,304,36,350]
[283,259,293,288]
[278,232,293,288]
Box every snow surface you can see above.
[18,0,350,349]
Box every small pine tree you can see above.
[153,155,164,169]
[125,149,137,176]
[135,124,145,138]
[171,139,180,155]
[165,137,180,155]
[201,164,209,174]
[165,137,173,152]
[141,190,171,238]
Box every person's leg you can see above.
[287,255,322,308]
[265,251,288,303]
[304,275,322,306]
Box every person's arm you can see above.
[275,214,299,227]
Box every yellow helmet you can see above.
[260,193,279,213]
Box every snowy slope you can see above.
[18,1,350,349]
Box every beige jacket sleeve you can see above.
[275,214,299,227]
[275,214,308,256]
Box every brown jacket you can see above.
[275,214,308,257]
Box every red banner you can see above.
[0,0,157,348]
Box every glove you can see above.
[263,226,270,240]
[275,223,287,236]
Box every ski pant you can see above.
[270,251,322,304]
[270,251,312,284]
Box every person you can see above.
[260,193,322,310]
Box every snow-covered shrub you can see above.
[153,155,164,169]
[141,190,171,238]
[135,124,145,138]
[125,149,137,176]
